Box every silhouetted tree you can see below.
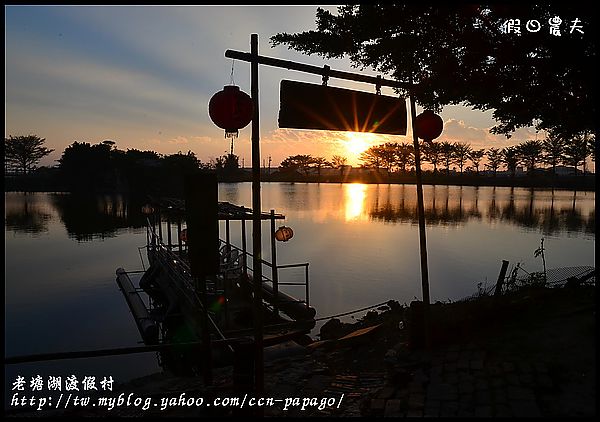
[421,141,442,173]
[517,140,543,175]
[485,148,502,176]
[59,141,114,191]
[271,4,595,139]
[331,155,348,168]
[468,148,485,175]
[5,134,54,174]
[395,142,414,172]
[502,146,520,177]
[311,156,330,179]
[439,141,456,175]
[453,142,472,173]
[280,154,314,176]
[359,146,384,170]
[563,134,590,175]
[541,131,566,176]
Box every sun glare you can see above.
[341,132,385,165]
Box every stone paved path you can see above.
[365,340,595,417]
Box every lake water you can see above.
[4,184,595,394]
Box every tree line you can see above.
[4,135,243,194]
[278,132,595,177]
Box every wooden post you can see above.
[177,219,182,254]
[157,211,163,243]
[250,33,264,394]
[226,218,231,256]
[241,218,248,278]
[409,94,431,349]
[167,218,172,250]
[270,210,279,317]
[184,171,219,386]
[494,260,510,297]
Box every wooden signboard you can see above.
[184,171,219,277]
[278,80,407,135]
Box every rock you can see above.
[319,318,353,340]
[384,349,397,364]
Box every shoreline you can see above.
[7,283,595,417]
[4,176,597,194]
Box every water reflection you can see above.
[345,184,367,221]
[5,193,53,234]
[51,194,147,241]
[368,185,594,235]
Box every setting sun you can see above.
[341,132,386,165]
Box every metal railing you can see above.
[145,217,311,318]
[218,239,311,308]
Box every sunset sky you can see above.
[6,5,544,169]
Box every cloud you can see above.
[438,118,538,149]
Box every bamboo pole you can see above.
[250,33,264,394]
[409,94,431,349]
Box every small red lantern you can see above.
[414,110,444,141]
[275,226,294,242]
[208,85,253,139]
[141,204,154,215]
[180,228,188,243]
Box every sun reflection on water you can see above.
[344,183,367,221]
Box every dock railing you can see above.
[219,239,311,310]
[146,216,311,318]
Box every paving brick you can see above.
[447,344,460,352]
[492,389,507,404]
[509,400,541,417]
[409,381,425,394]
[459,394,474,407]
[446,351,460,362]
[378,386,396,400]
[445,373,458,384]
[470,359,484,370]
[517,361,533,374]
[494,403,513,417]
[423,408,439,417]
[458,382,474,394]
[457,358,470,370]
[474,379,489,391]
[508,386,536,401]
[406,410,423,417]
[534,361,548,374]
[412,369,429,386]
[491,377,505,389]
[502,361,515,373]
[474,406,492,417]
[457,409,474,417]
[506,374,520,386]
[475,389,492,405]
[408,393,425,409]
[439,401,459,417]
[370,398,386,412]
[384,399,403,417]
[537,374,553,389]
[427,383,458,401]
[429,365,443,377]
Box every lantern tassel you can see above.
[225,129,239,139]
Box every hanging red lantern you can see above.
[141,204,154,215]
[414,110,444,141]
[208,85,253,139]
[275,226,294,242]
